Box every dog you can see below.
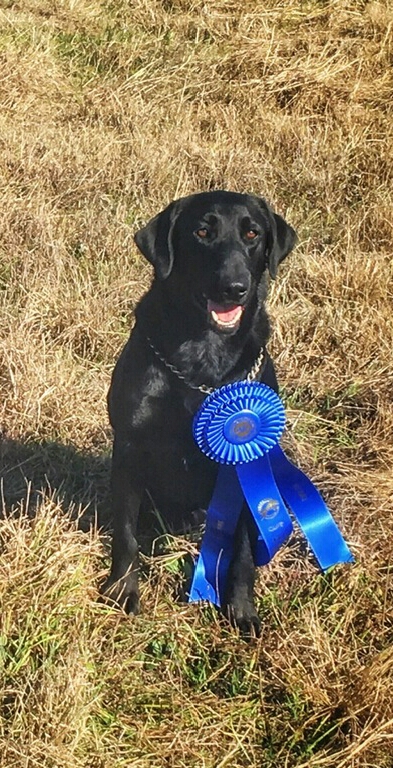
[103,190,297,635]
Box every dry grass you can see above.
[0,0,393,765]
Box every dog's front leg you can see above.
[102,436,143,614]
[223,509,261,637]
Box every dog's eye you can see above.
[245,230,258,241]
[196,227,209,239]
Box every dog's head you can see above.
[134,191,296,335]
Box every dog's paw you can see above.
[222,600,261,639]
[100,575,140,615]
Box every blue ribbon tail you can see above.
[188,465,244,607]
[236,455,293,567]
[269,444,354,570]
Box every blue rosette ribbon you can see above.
[189,381,353,607]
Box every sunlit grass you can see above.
[0,0,392,765]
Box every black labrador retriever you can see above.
[104,190,297,635]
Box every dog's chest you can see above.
[139,393,217,514]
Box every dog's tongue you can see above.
[207,300,242,323]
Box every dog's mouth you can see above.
[207,300,245,332]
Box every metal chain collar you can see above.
[145,335,266,395]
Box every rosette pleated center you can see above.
[193,381,285,465]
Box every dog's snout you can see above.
[222,281,249,304]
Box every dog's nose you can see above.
[222,281,248,303]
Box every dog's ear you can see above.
[257,199,297,279]
[134,201,179,280]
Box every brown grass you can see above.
[0,0,393,766]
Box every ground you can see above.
[0,1,392,766]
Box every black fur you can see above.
[104,190,297,635]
